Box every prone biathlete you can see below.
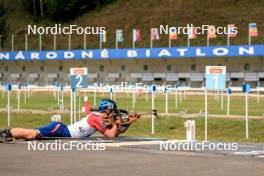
[0,99,138,142]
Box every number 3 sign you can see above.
[70,67,88,89]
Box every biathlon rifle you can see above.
[84,102,159,126]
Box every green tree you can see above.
[0,1,7,46]
[0,2,6,32]
[22,0,116,22]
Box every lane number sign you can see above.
[70,67,88,89]
[205,66,226,90]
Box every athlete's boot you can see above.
[0,129,13,143]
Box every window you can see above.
[121,65,125,71]
[191,64,196,71]
[154,78,162,81]
[143,65,148,71]
[4,66,8,72]
[179,78,186,81]
[40,66,44,72]
[58,65,63,72]
[166,65,171,71]
[22,66,26,72]
[100,65,104,72]
[244,63,250,71]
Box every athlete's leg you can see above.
[1,122,71,142]
[36,121,70,138]
[10,128,39,140]
[0,128,38,142]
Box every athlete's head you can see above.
[98,99,117,115]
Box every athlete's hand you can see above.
[114,118,123,126]
[128,112,139,123]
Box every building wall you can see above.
[0,57,264,85]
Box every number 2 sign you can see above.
[70,67,88,89]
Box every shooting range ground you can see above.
[1,91,264,143]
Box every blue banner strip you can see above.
[0,44,263,61]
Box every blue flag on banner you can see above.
[100,30,106,43]
[116,29,124,42]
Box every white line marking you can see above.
[233,150,264,155]
[104,140,163,147]
[255,155,264,158]
[238,145,257,148]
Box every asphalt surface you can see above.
[0,137,263,176]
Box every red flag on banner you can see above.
[227,24,237,38]
[207,25,216,38]
[249,23,258,37]
[169,27,177,40]
[151,28,160,40]
[133,29,141,42]
[188,26,197,39]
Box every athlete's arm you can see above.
[89,115,119,138]
[103,124,118,138]
[103,118,123,137]
[115,114,138,136]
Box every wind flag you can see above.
[168,27,177,48]
[133,29,141,42]
[248,23,258,45]
[100,30,107,43]
[99,30,106,49]
[188,26,197,39]
[187,26,197,47]
[132,29,141,48]
[249,23,258,37]
[116,29,123,48]
[227,24,237,46]
[227,24,237,38]
[207,25,216,46]
[169,27,177,48]
[116,29,124,42]
[150,28,159,48]
[207,25,217,39]
[169,27,178,40]
[151,28,160,40]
